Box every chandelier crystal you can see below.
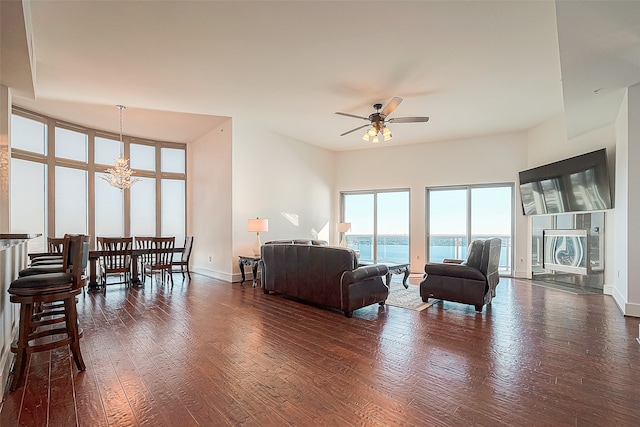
[102,105,140,190]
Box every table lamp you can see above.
[337,222,351,247]
[248,217,268,256]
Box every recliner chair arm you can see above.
[423,262,486,281]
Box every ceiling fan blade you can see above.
[381,97,403,116]
[340,124,369,136]
[388,116,430,123]
[335,112,369,120]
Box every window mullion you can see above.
[47,117,55,238]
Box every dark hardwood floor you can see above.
[1,274,640,426]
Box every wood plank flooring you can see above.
[1,274,639,426]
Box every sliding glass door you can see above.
[427,184,513,274]
[428,188,468,261]
[342,190,410,263]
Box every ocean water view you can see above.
[346,234,511,271]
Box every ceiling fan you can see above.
[335,97,429,142]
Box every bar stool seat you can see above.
[30,256,64,265]
[11,272,73,291]
[7,234,89,392]
[18,264,64,277]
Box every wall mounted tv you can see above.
[518,148,612,215]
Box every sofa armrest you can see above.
[341,264,389,286]
[442,258,463,264]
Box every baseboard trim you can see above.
[611,285,640,317]
[192,267,234,283]
[624,301,640,318]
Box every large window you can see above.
[9,107,187,248]
[342,190,410,263]
[55,166,88,236]
[10,158,47,253]
[427,184,513,274]
[130,177,156,237]
[95,175,124,237]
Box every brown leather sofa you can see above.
[419,238,502,312]
[261,243,389,317]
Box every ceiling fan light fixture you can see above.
[336,96,429,142]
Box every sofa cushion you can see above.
[424,262,486,281]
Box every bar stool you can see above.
[27,237,66,266]
[7,234,90,391]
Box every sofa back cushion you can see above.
[264,239,328,246]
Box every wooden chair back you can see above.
[151,237,175,269]
[181,236,194,263]
[63,234,90,289]
[135,237,155,265]
[48,237,66,253]
[97,237,133,273]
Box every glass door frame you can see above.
[340,188,411,263]
[425,183,514,276]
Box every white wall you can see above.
[614,90,629,306]
[188,118,234,281]
[628,84,640,314]
[231,119,334,281]
[334,132,529,276]
[613,84,640,317]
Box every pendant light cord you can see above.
[116,105,126,156]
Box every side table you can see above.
[238,255,261,287]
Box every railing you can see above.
[430,234,512,273]
[346,233,512,273]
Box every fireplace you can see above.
[543,229,588,275]
[531,212,604,293]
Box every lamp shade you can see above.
[248,218,269,232]
[337,222,351,233]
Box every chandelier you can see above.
[102,105,140,190]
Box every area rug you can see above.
[385,282,438,311]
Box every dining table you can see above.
[87,247,184,290]
[29,246,184,291]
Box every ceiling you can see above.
[3,1,640,150]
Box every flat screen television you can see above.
[518,148,612,215]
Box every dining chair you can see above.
[135,236,154,277]
[172,236,193,280]
[141,237,175,286]
[8,234,90,391]
[97,237,133,287]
